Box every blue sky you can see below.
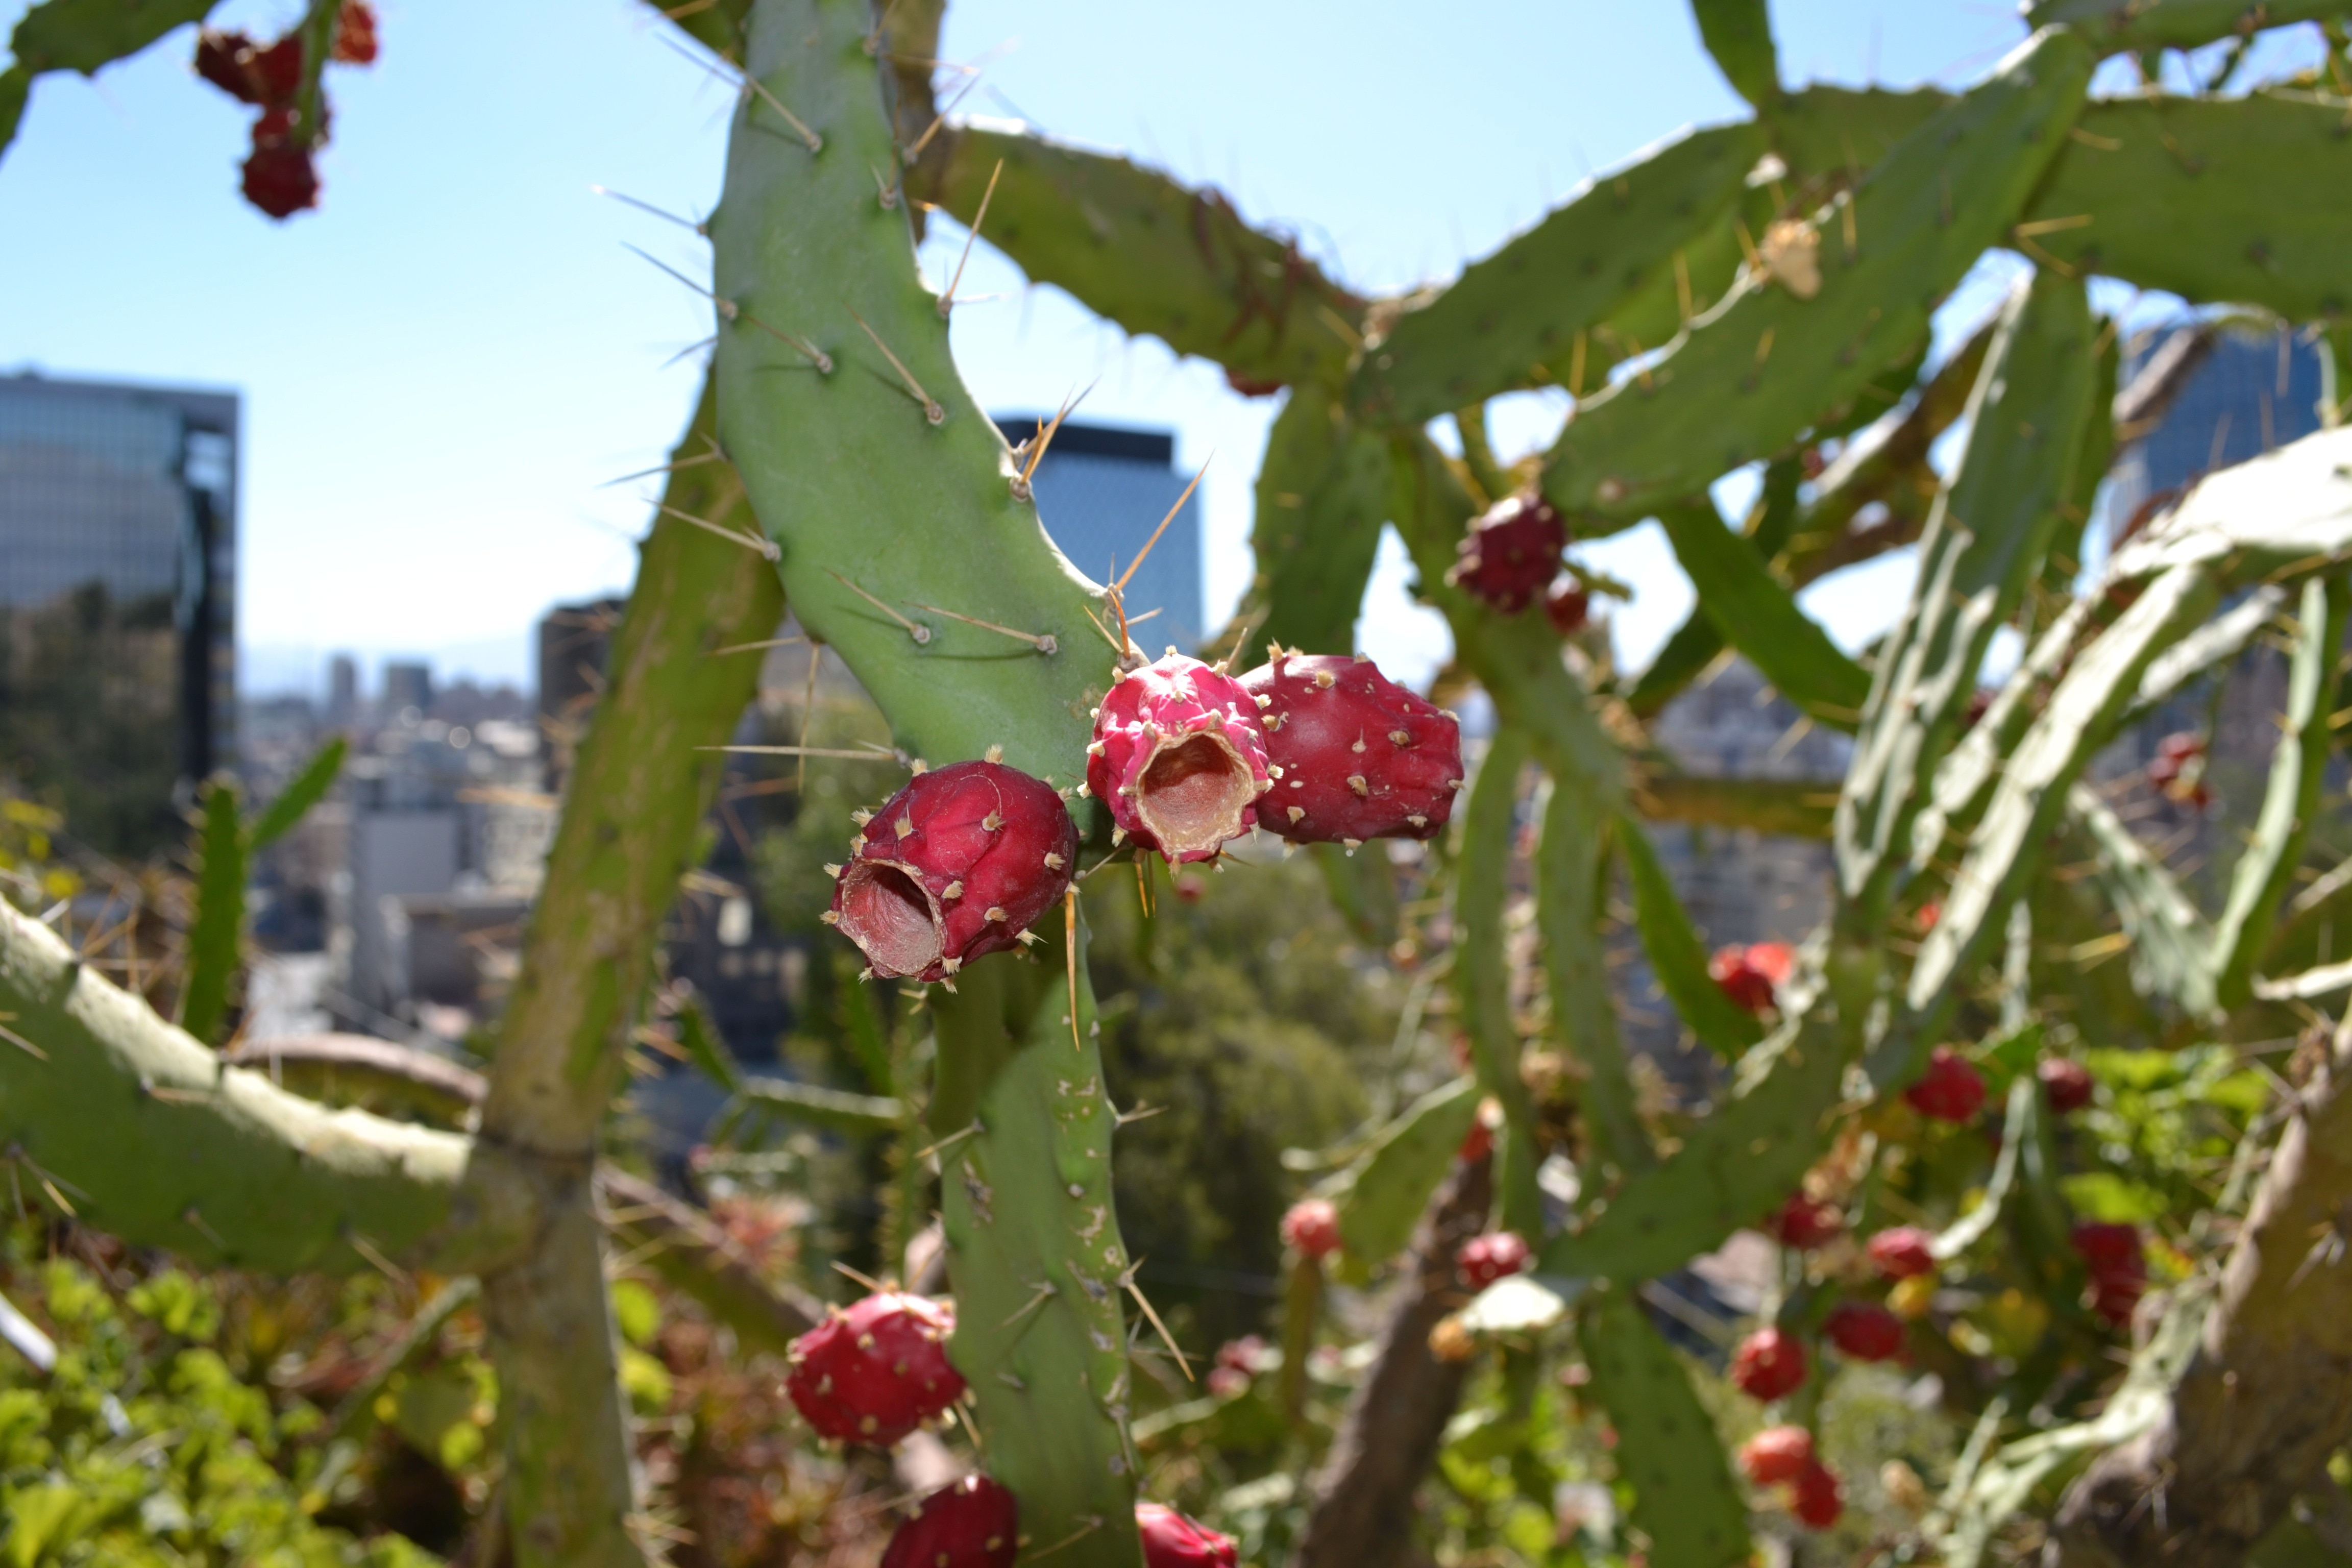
[0,2,2314,697]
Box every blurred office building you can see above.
[0,372,238,856]
[996,418,1206,652]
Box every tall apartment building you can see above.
[0,373,238,856]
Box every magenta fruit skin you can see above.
[1446,493,1569,613]
[1239,652,1464,845]
[1136,1503,1240,1568]
[880,1475,1019,1568]
[1086,653,1271,864]
[829,760,1077,983]
[785,1292,966,1447]
[1456,1231,1531,1290]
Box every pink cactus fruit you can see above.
[2039,1056,2095,1114]
[1823,1301,1905,1362]
[1772,1192,1844,1251]
[1731,1326,1807,1402]
[1281,1197,1341,1260]
[1136,1504,1239,1568]
[1447,493,1569,612]
[1792,1460,1844,1528]
[1739,1425,1816,1485]
[826,760,1077,983]
[1086,653,1272,863]
[880,1475,1019,1568]
[1238,652,1464,845]
[1904,1046,1987,1123]
[785,1291,966,1446]
[1867,1227,1937,1281]
[1456,1231,1532,1290]
[2072,1221,2147,1326]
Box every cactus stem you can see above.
[653,500,779,559]
[939,158,1004,316]
[826,567,934,642]
[846,306,946,422]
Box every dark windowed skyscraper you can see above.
[0,373,238,856]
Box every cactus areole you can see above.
[785,1292,966,1446]
[1087,653,1272,863]
[1239,652,1465,844]
[1136,1503,1240,1567]
[881,1475,1019,1568]
[827,761,1077,983]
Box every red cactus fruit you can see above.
[1087,653,1271,864]
[1239,652,1464,844]
[1137,1504,1238,1568]
[1739,1425,1816,1486]
[1206,1366,1250,1399]
[1746,942,1795,984]
[1867,1227,1937,1281]
[2039,1056,2095,1114]
[827,760,1077,983]
[1223,368,1283,398]
[1824,1301,1905,1362]
[2072,1221,2147,1326]
[1281,1197,1341,1260]
[333,1,380,64]
[1458,1102,1497,1165]
[194,30,264,103]
[1456,1231,1531,1290]
[250,34,305,101]
[1709,946,1772,1012]
[1731,1326,1807,1402]
[881,1475,1018,1568]
[785,1292,966,1446]
[241,139,318,219]
[1792,1460,1844,1528]
[1544,578,1590,636]
[1214,1335,1267,1374]
[1772,1193,1844,1251]
[1904,1046,1986,1123]
[1447,493,1567,612]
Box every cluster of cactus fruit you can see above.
[190,2,377,217]
[4,0,2352,1561]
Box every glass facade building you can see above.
[0,373,238,856]
[997,419,1207,654]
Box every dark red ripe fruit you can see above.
[1904,1046,1986,1123]
[1867,1227,1937,1281]
[1447,493,1567,613]
[1824,1301,1905,1362]
[2072,1221,2147,1326]
[1456,1231,1531,1290]
[1739,1425,1815,1485]
[881,1476,1018,1568]
[1137,1504,1238,1568]
[1239,652,1464,845]
[785,1292,965,1446]
[1223,369,1282,398]
[1772,1193,1843,1251]
[1544,578,1590,636]
[250,35,305,101]
[829,760,1077,983]
[195,30,264,103]
[241,141,318,219]
[1731,1326,1807,1402]
[1281,1198,1341,1260]
[2039,1057,2095,1114]
[333,1,380,65]
[1792,1460,1844,1528]
[1710,943,1790,1013]
[1088,653,1272,864]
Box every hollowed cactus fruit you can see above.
[1088,653,1272,863]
